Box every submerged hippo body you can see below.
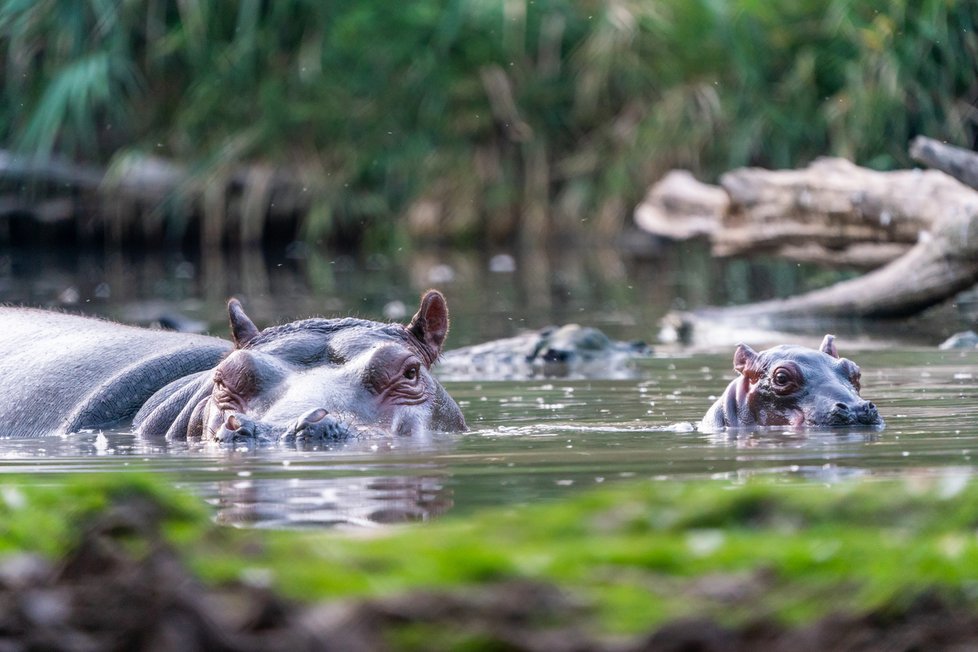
[700,335,882,432]
[0,311,231,438]
[0,291,466,441]
[439,324,651,380]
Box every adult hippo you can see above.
[0,291,466,441]
[700,335,882,432]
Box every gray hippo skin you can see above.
[439,324,651,380]
[700,335,882,432]
[0,291,466,441]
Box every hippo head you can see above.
[700,335,883,431]
[143,290,467,443]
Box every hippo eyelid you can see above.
[770,362,802,395]
[363,346,425,397]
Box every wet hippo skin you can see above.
[0,291,466,441]
[439,324,651,379]
[700,335,883,432]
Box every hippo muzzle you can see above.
[826,399,881,427]
[216,408,355,444]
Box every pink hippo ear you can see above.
[733,343,758,376]
[227,298,260,349]
[820,334,839,359]
[407,289,449,366]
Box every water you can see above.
[0,242,976,528]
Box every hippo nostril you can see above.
[298,407,329,427]
[217,412,261,442]
[223,413,259,438]
[307,408,328,423]
[541,348,571,363]
[283,407,353,442]
[853,400,883,425]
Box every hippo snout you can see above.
[218,412,277,443]
[829,400,883,427]
[280,408,355,443]
[855,400,883,426]
[216,409,355,444]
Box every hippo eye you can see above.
[404,364,419,381]
[773,368,792,386]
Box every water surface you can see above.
[1,243,976,528]
[0,348,973,528]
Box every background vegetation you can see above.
[1,0,976,245]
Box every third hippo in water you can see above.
[439,324,652,380]
[700,335,882,432]
[0,290,465,442]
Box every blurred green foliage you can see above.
[1,0,976,240]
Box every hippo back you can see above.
[0,308,232,437]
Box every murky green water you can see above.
[0,243,976,528]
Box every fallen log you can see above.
[635,158,939,268]
[909,135,978,191]
[0,150,312,246]
[715,158,933,266]
[714,221,978,319]
[637,152,978,319]
[717,159,978,318]
[633,170,727,240]
[725,169,978,318]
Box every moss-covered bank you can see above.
[2,472,978,649]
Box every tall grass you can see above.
[1,0,976,244]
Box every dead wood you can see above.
[715,158,932,265]
[634,170,728,240]
[637,154,978,319]
[635,158,940,268]
[724,165,978,318]
[717,160,978,318]
[909,135,978,191]
[0,150,311,244]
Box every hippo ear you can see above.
[820,334,839,359]
[407,289,449,365]
[733,343,757,375]
[227,298,260,349]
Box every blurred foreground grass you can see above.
[3,472,978,635]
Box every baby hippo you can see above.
[700,335,882,432]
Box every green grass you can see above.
[4,473,978,635]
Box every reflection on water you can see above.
[1,242,976,528]
[212,474,454,529]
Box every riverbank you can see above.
[3,473,978,649]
